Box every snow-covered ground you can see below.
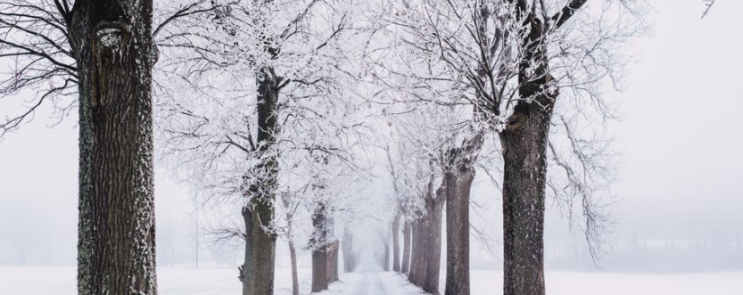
[1,265,742,295]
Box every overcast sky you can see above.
[0,0,741,267]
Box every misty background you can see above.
[1,0,741,273]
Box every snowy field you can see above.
[1,265,742,295]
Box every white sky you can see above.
[0,0,741,266]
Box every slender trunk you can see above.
[289,239,299,295]
[501,14,555,295]
[423,188,446,294]
[74,0,158,293]
[392,214,401,272]
[444,167,476,295]
[240,70,279,295]
[384,240,391,271]
[283,196,299,295]
[401,221,412,274]
[342,230,354,272]
[408,221,418,279]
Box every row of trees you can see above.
[0,1,670,295]
[372,0,644,295]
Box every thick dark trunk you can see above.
[392,214,401,272]
[289,239,299,295]
[241,199,275,295]
[240,70,279,295]
[502,99,552,295]
[444,168,476,295]
[423,188,446,295]
[74,0,158,293]
[401,220,411,274]
[310,203,338,292]
[501,14,555,295]
[312,245,328,292]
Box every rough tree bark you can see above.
[239,68,279,295]
[444,164,476,295]
[312,244,328,292]
[409,217,428,287]
[392,213,401,272]
[501,5,571,295]
[423,185,446,295]
[74,0,158,293]
[409,172,447,292]
[401,220,412,274]
[327,240,340,283]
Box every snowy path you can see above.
[2,266,743,294]
[317,264,424,295]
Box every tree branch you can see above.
[551,0,588,29]
[702,0,715,18]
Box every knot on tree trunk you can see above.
[93,20,131,59]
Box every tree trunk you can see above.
[241,199,275,295]
[392,214,401,272]
[408,221,418,279]
[327,240,340,283]
[289,239,299,295]
[312,203,329,292]
[282,196,299,295]
[342,229,354,272]
[74,0,158,293]
[444,167,476,295]
[312,245,328,292]
[240,69,279,295]
[501,100,552,295]
[412,215,430,288]
[386,240,391,271]
[401,220,412,274]
[423,187,446,295]
[501,14,556,295]
[409,219,426,286]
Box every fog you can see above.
[1,0,742,274]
